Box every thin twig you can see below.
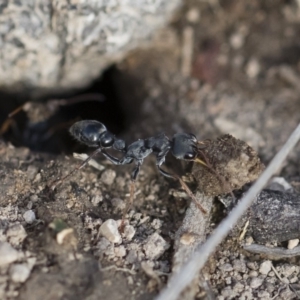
[155,123,300,300]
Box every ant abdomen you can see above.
[70,120,108,147]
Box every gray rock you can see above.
[6,224,27,246]
[99,219,122,243]
[91,194,103,206]
[0,0,181,95]
[100,170,116,186]
[0,242,19,266]
[111,198,126,211]
[218,263,233,272]
[247,261,258,270]
[232,259,247,273]
[122,225,136,241]
[250,276,264,289]
[259,260,272,275]
[9,264,31,283]
[257,290,270,299]
[143,233,170,260]
[114,246,126,257]
[23,210,36,224]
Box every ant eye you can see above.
[184,152,196,160]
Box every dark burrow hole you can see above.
[0,66,140,154]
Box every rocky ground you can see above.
[1,0,300,299]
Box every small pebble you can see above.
[246,58,260,79]
[287,238,299,249]
[186,8,200,23]
[240,290,253,299]
[99,219,122,243]
[280,287,295,299]
[281,264,298,277]
[221,287,236,298]
[143,233,170,260]
[100,169,116,185]
[91,194,103,206]
[26,165,38,180]
[0,242,19,266]
[257,290,270,299]
[230,32,245,50]
[180,233,195,245]
[10,264,31,283]
[269,177,292,191]
[249,271,258,277]
[259,260,272,275]
[232,259,247,273]
[111,198,126,211]
[23,210,36,224]
[218,263,233,272]
[247,261,258,270]
[233,282,244,293]
[114,245,126,257]
[96,237,114,257]
[250,276,264,289]
[122,225,135,241]
[56,228,76,245]
[151,219,162,230]
[6,224,27,246]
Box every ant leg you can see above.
[120,162,141,231]
[102,150,133,165]
[49,147,103,189]
[158,165,207,214]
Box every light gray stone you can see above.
[143,233,170,260]
[259,260,272,275]
[0,242,19,266]
[0,0,181,95]
[9,264,31,283]
[23,210,36,224]
[99,219,122,243]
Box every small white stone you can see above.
[99,219,122,243]
[143,233,170,260]
[23,210,36,224]
[246,58,260,78]
[9,264,31,283]
[122,225,135,241]
[230,32,245,50]
[100,169,116,185]
[250,276,264,289]
[0,242,19,266]
[288,239,299,249]
[259,260,272,275]
[56,228,75,245]
[186,8,200,23]
[180,233,195,245]
[111,198,126,211]
[269,177,292,191]
[91,194,103,206]
[6,224,27,246]
[114,245,126,257]
[218,263,233,272]
[232,259,247,273]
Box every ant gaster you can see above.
[53,120,207,228]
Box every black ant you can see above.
[52,120,209,228]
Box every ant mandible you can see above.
[52,120,208,228]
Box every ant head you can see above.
[69,120,108,147]
[171,133,198,161]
